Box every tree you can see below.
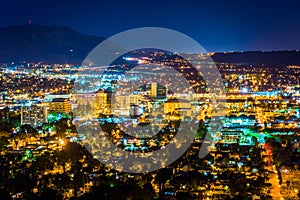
[196,120,207,140]
[0,136,9,152]
[40,187,61,200]
[0,189,11,200]
[155,168,173,196]
[55,118,69,137]
[55,142,90,198]
[229,174,248,197]
[70,161,86,198]
[55,142,89,173]
[286,180,290,188]
[19,124,38,136]
[143,182,155,199]
[31,153,53,172]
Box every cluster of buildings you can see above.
[18,97,71,128]
[1,53,300,199]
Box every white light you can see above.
[242,88,248,93]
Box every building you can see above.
[21,105,48,127]
[48,98,71,113]
[164,99,192,117]
[0,104,9,122]
[96,91,112,108]
[45,93,71,101]
[72,90,112,111]
[112,94,141,116]
[221,130,243,144]
[130,104,145,117]
[151,82,157,98]
[150,82,166,99]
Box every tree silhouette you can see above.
[155,168,173,197]
[40,187,61,200]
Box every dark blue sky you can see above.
[0,0,299,52]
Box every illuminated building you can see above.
[150,82,166,99]
[21,105,48,127]
[45,93,71,101]
[221,130,243,143]
[151,82,157,98]
[97,91,112,108]
[0,104,9,122]
[130,104,145,117]
[164,99,192,117]
[113,94,140,116]
[48,98,71,113]
[113,95,130,116]
[72,91,111,110]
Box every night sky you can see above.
[0,0,299,52]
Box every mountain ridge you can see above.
[0,24,104,64]
[0,24,300,66]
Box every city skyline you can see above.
[1,1,300,199]
[1,49,300,199]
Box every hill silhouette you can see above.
[0,24,104,64]
[0,25,300,66]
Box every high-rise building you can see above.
[21,105,48,127]
[96,91,112,108]
[48,98,71,113]
[150,82,166,99]
[151,82,157,98]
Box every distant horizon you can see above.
[1,23,299,54]
[1,0,299,53]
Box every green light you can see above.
[110,183,114,187]
[26,150,31,158]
